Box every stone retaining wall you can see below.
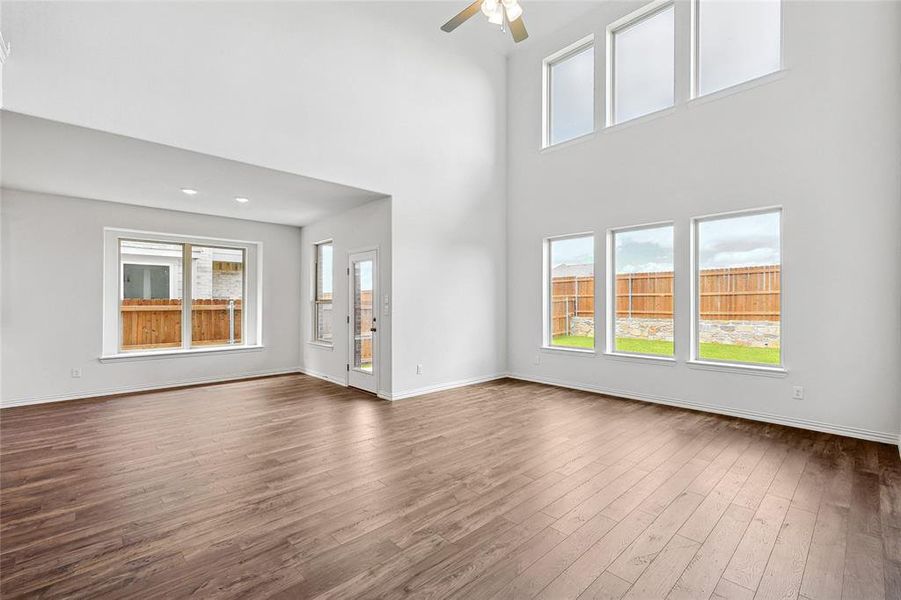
[699,319,780,349]
[562,316,780,349]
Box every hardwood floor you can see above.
[1,375,899,599]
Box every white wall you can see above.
[299,198,392,395]
[507,1,901,442]
[0,189,303,405]
[1,1,508,398]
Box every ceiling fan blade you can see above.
[508,14,529,43]
[441,0,484,33]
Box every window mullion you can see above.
[182,243,192,350]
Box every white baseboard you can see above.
[297,366,348,387]
[381,373,507,401]
[0,368,302,409]
[5,367,899,447]
[507,372,900,445]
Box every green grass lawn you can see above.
[551,335,780,365]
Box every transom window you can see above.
[608,0,675,125]
[694,0,782,97]
[543,36,595,147]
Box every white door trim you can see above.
[347,248,378,393]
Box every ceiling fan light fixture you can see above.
[488,4,504,25]
[504,2,523,21]
[480,0,498,17]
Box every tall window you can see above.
[108,233,256,356]
[546,234,595,350]
[544,36,594,147]
[190,246,245,348]
[694,0,781,97]
[608,1,675,125]
[609,224,674,357]
[694,209,781,366]
[314,241,334,344]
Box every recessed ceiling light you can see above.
[235,197,250,203]
[181,188,198,196]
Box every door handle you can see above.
[370,327,377,332]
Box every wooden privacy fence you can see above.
[121,299,243,350]
[551,265,780,336]
[355,290,373,365]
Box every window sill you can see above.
[604,351,676,366]
[604,105,677,134]
[686,360,787,378]
[307,341,334,351]
[688,69,788,107]
[100,344,264,363]
[540,130,597,153]
[540,345,596,356]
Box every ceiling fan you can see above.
[441,0,529,43]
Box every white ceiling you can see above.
[0,111,386,227]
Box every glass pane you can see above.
[190,246,244,348]
[613,5,675,124]
[614,226,674,356]
[353,259,374,372]
[549,44,594,145]
[316,243,333,301]
[698,0,781,96]
[550,236,594,349]
[697,211,781,365]
[316,303,333,343]
[315,242,333,343]
[119,240,183,352]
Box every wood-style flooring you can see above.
[1,375,899,599]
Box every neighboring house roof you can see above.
[552,263,594,278]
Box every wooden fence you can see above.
[121,299,243,351]
[355,290,373,366]
[552,265,780,336]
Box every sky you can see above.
[698,211,780,269]
[615,226,673,274]
[551,211,780,274]
[551,236,594,269]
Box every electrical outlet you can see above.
[416,364,423,375]
[792,386,804,400]
[71,368,82,378]
[533,353,541,366]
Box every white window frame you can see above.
[690,0,784,100]
[689,207,785,373]
[606,0,676,128]
[542,232,596,353]
[542,34,595,149]
[312,239,334,346]
[605,221,676,361]
[101,228,262,361]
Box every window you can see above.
[693,209,781,366]
[103,230,260,358]
[546,234,595,350]
[190,246,245,348]
[543,36,594,147]
[314,241,334,344]
[608,1,675,126]
[694,0,781,97]
[609,224,674,357]
[119,241,184,351]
